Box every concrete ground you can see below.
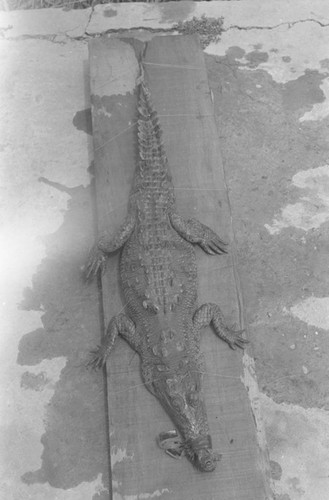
[1,1,329,499]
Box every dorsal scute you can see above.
[137,74,166,160]
[133,62,174,207]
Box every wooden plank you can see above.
[89,35,270,499]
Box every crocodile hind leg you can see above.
[193,303,248,350]
[169,212,227,255]
[88,313,139,369]
[84,212,136,280]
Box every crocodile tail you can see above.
[136,60,168,169]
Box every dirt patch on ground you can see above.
[205,51,329,410]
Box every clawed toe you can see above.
[86,347,106,370]
[200,242,227,255]
[200,243,216,255]
[200,238,227,255]
[209,242,227,254]
[234,339,249,349]
[83,248,107,282]
[212,238,228,254]
[226,328,249,350]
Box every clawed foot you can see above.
[199,229,227,255]
[225,327,249,350]
[86,345,107,370]
[83,246,107,281]
[169,213,228,256]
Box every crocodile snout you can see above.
[188,435,222,472]
[195,449,220,472]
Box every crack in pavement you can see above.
[1,16,329,43]
[1,33,69,44]
[226,18,329,31]
[84,0,96,34]
[85,26,177,37]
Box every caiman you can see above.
[85,57,248,472]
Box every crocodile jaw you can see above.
[185,435,221,472]
[153,367,220,471]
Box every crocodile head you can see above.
[154,363,221,471]
[185,434,221,472]
[158,430,220,472]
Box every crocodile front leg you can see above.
[169,212,227,255]
[193,303,248,350]
[88,313,139,369]
[84,212,136,279]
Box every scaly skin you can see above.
[85,57,248,472]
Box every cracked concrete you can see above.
[227,17,329,31]
[0,7,90,38]
[84,0,329,35]
[1,1,329,499]
[2,0,329,41]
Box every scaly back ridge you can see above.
[136,63,169,173]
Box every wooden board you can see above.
[89,35,271,500]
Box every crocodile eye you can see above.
[187,391,199,406]
[171,396,184,411]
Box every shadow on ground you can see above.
[17,175,109,498]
